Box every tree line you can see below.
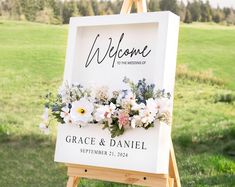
[0,0,235,25]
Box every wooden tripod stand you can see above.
[66,0,181,186]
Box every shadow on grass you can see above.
[196,174,235,186]
[173,124,235,187]
[173,123,235,158]
[0,133,136,187]
[183,174,235,187]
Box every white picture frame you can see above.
[55,11,180,174]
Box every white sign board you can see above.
[55,11,179,174]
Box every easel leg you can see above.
[135,0,147,13]
[66,176,79,187]
[168,177,174,187]
[120,0,133,14]
[169,140,181,187]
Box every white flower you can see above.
[146,98,158,114]
[60,105,70,119]
[94,103,116,122]
[60,104,74,125]
[58,84,71,103]
[124,91,136,104]
[41,107,49,122]
[138,99,157,125]
[119,91,137,113]
[70,98,94,123]
[131,102,145,111]
[94,105,109,121]
[131,115,142,128]
[95,86,109,101]
[154,98,172,114]
[58,84,66,96]
[63,113,74,125]
[39,123,50,135]
[139,109,155,125]
[117,90,135,105]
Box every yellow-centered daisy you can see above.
[71,98,94,123]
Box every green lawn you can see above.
[178,22,235,90]
[0,20,235,187]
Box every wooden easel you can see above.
[66,0,181,186]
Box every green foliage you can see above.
[187,1,201,21]
[148,0,160,12]
[77,0,94,16]
[212,9,224,23]
[35,7,59,24]
[184,9,192,23]
[214,91,235,103]
[91,0,99,15]
[1,0,235,25]
[144,122,154,129]
[110,118,125,138]
[178,0,186,21]
[200,1,212,22]
[159,0,179,14]
[19,0,40,21]
[62,0,79,24]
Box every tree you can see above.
[86,1,94,16]
[159,0,179,14]
[0,2,2,16]
[77,0,94,16]
[77,0,86,16]
[0,0,12,18]
[91,0,99,15]
[184,9,192,23]
[97,0,106,15]
[104,1,113,15]
[112,0,123,14]
[35,7,55,24]
[212,8,224,23]
[10,0,22,19]
[178,0,186,21]
[62,0,79,24]
[223,7,231,19]
[188,0,201,21]
[0,0,234,25]
[226,10,235,25]
[148,0,160,12]
[200,1,212,22]
[20,0,38,21]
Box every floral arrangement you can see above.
[40,77,172,138]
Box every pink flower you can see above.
[118,111,129,129]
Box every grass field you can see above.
[0,20,235,187]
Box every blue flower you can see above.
[123,76,130,83]
[122,89,128,98]
[150,84,155,89]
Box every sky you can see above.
[181,0,235,8]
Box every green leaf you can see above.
[144,123,154,130]
[109,119,125,138]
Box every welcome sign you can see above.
[54,12,179,174]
